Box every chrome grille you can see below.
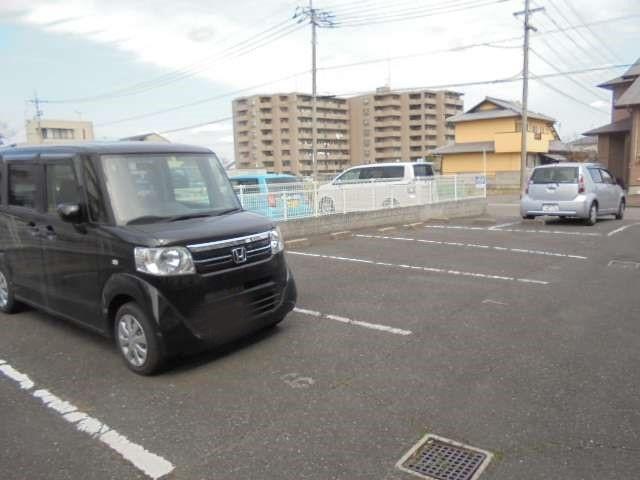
[188,231,272,274]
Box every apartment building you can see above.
[233,93,350,176]
[349,87,463,164]
[232,87,463,175]
[25,119,94,144]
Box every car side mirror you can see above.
[57,203,83,223]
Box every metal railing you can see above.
[233,174,486,222]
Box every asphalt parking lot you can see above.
[2,202,640,480]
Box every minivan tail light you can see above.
[268,194,277,207]
[578,174,585,194]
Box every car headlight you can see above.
[134,246,195,276]
[270,226,284,254]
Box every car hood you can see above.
[107,210,274,247]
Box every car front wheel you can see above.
[115,302,164,375]
[0,268,19,314]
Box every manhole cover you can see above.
[608,260,640,270]
[397,434,493,480]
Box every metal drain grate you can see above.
[397,435,493,480]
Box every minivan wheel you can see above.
[319,197,335,214]
[585,203,598,226]
[115,302,164,375]
[0,268,18,314]
[615,200,625,220]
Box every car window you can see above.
[413,164,434,177]
[531,167,578,184]
[588,168,603,183]
[265,177,299,192]
[84,159,108,223]
[360,166,404,180]
[46,163,81,213]
[230,178,260,194]
[600,169,614,184]
[8,164,39,209]
[335,168,362,182]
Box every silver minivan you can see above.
[521,163,625,225]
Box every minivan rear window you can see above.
[531,167,578,184]
[360,166,404,180]
[413,164,434,177]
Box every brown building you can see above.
[233,93,350,177]
[348,87,462,165]
[232,87,463,176]
[585,58,640,205]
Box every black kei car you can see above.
[0,142,297,374]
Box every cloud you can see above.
[589,100,610,110]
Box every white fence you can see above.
[233,174,486,222]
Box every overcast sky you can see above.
[1,0,639,161]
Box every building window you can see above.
[41,128,75,140]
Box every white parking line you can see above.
[293,307,412,336]
[355,234,587,260]
[424,225,602,237]
[607,222,640,237]
[489,221,521,230]
[0,361,175,479]
[288,251,550,285]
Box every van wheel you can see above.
[0,268,18,314]
[382,198,400,208]
[319,197,335,214]
[523,215,535,220]
[585,203,598,226]
[615,199,625,220]
[115,302,164,375]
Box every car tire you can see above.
[615,200,625,220]
[523,215,535,220]
[115,302,164,375]
[585,203,598,226]
[382,198,400,208]
[0,267,18,314]
[319,197,335,214]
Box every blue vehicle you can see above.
[229,173,311,220]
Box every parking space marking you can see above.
[288,251,550,285]
[489,221,520,230]
[355,234,587,260]
[424,225,602,237]
[0,360,175,479]
[607,222,640,237]
[293,307,413,336]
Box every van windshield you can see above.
[100,153,240,225]
[531,167,578,184]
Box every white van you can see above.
[317,162,435,213]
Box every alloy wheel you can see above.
[0,271,8,308]
[117,314,148,367]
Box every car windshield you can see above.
[531,167,578,184]
[100,153,240,225]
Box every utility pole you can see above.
[28,92,45,144]
[294,3,335,181]
[514,0,543,193]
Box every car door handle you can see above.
[26,222,41,237]
[43,225,57,240]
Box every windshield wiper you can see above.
[126,215,172,225]
[168,212,216,222]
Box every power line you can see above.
[333,0,512,27]
[159,117,233,135]
[334,0,501,21]
[530,47,609,102]
[558,0,623,63]
[42,19,304,104]
[96,69,310,127]
[531,73,608,113]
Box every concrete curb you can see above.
[330,231,353,240]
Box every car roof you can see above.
[230,173,297,180]
[533,162,602,169]
[348,162,433,168]
[0,141,212,157]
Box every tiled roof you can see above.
[432,141,495,154]
[449,96,555,123]
[616,77,640,107]
[584,118,632,136]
